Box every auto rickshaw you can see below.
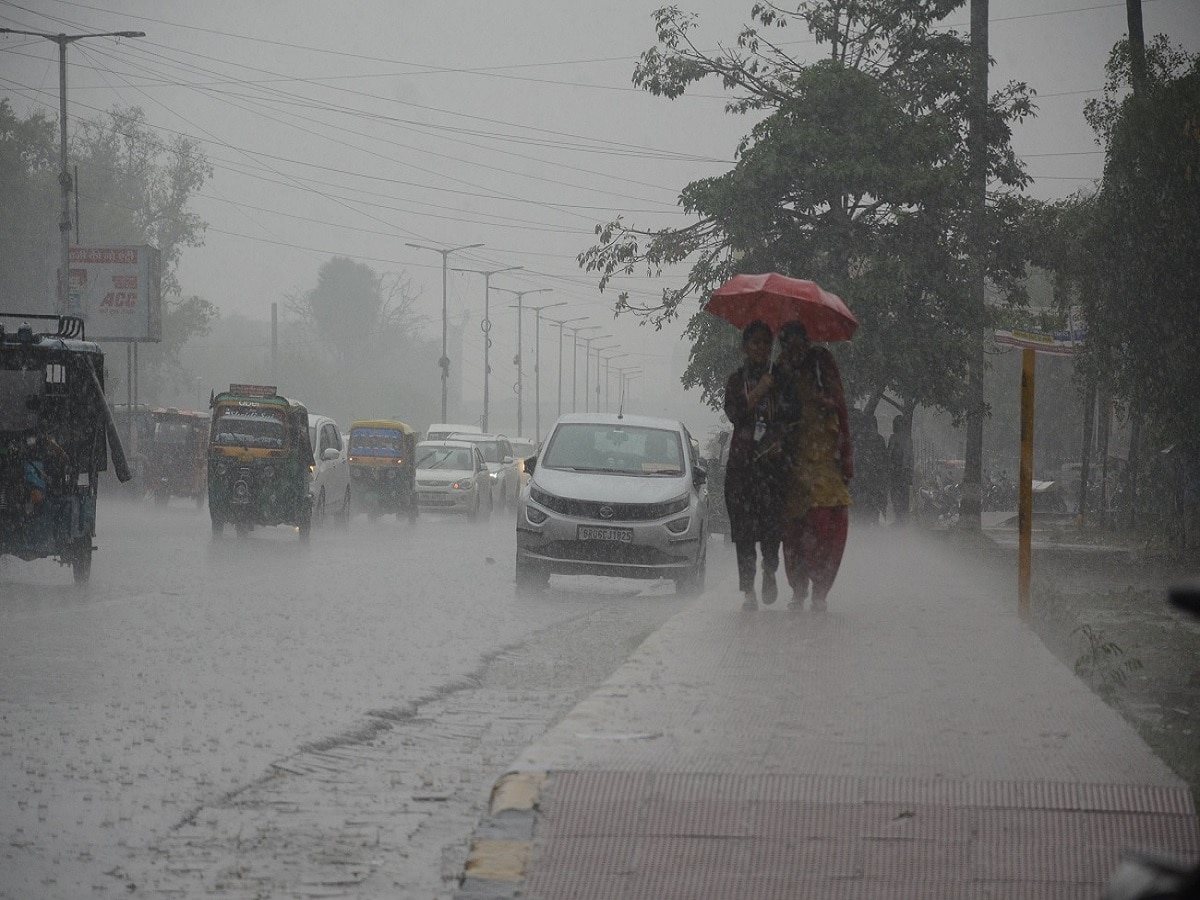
[347,419,418,523]
[0,313,132,582]
[207,384,314,540]
[144,407,209,506]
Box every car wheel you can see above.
[467,490,479,520]
[338,486,351,526]
[314,489,326,526]
[298,506,311,543]
[71,539,92,584]
[211,514,223,536]
[674,544,707,597]
[484,486,493,519]
[515,555,549,593]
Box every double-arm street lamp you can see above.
[2,27,146,310]
[451,264,521,432]
[589,343,620,413]
[528,301,566,440]
[570,325,603,412]
[405,241,484,421]
[601,352,628,413]
[546,316,586,417]
[495,287,551,436]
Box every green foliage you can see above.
[1073,623,1143,700]
[0,102,212,307]
[1038,39,1200,446]
[0,100,59,307]
[72,106,211,298]
[579,3,1035,416]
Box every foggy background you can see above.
[2,0,1197,456]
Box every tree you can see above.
[286,256,422,363]
[72,106,212,299]
[578,3,1035,422]
[0,99,59,307]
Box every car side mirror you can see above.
[503,455,513,464]
[693,466,707,487]
[322,447,339,461]
[524,456,537,475]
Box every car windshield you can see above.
[213,407,286,449]
[418,447,472,470]
[153,421,193,444]
[543,424,684,476]
[0,368,45,431]
[350,428,406,455]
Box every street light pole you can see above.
[590,343,620,413]
[547,316,586,418]
[2,27,146,311]
[528,301,565,439]
[451,265,521,432]
[406,241,484,422]
[496,287,551,436]
[602,352,627,412]
[570,326,603,413]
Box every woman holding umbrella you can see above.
[706,273,859,612]
[722,320,785,610]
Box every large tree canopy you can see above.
[0,101,212,307]
[0,100,59,307]
[579,2,1035,417]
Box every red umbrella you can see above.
[705,272,858,341]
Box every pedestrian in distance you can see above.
[776,322,853,612]
[849,408,887,526]
[722,320,786,611]
[888,414,913,525]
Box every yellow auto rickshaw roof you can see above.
[349,419,416,434]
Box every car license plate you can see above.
[578,525,633,543]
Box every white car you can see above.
[447,432,521,511]
[510,437,538,491]
[415,440,492,518]
[307,413,351,525]
[515,413,709,594]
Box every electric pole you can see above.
[1,27,146,311]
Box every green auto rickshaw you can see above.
[207,384,314,540]
[0,313,132,582]
[347,418,418,523]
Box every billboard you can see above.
[60,246,162,342]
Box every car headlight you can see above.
[665,516,692,534]
[452,478,473,490]
[526,505,548,525]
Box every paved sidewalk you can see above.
[457,531,1198,899]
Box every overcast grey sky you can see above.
[2,0,1197,431]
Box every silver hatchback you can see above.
[515,413,708,594]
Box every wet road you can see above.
[0,495,695,898]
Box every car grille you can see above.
[531,488,686,522]
[540,540,687,566]
[419,480,452,488]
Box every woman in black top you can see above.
[722,320,784,610]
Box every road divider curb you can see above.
[455,772,547,899]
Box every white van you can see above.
[425,423,481,442]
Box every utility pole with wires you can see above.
[495,286,550,437]
[406,241,484,422]
[1,27,146,312]
[528,301,565,440]
[451,264,521,433]
[547,316,586,418]
[570,325,603,413]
